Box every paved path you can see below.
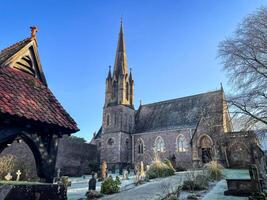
[202,180,247,200]
[100,171,203,200]
[202,169,249,200]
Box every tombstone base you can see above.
[224,179,262,197]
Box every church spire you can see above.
[114,19,128,76]
[104,20,134,108]
[107,65,112,80]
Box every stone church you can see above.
[91,21,263,171]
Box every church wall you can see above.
[100,131,131,169]
[101,132,122,164]
[102,105,135,134]
[133,129,193,168]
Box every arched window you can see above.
[106,114,110,127]
[155,136,165,152]
[137,138,144,154]
[176,134,187,152]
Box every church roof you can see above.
[0,38,32,66]
[0,29,78,133]
[134,90,223,133]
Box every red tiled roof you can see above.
[0,67,79,132]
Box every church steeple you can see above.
[104,20,134,108]
[114,19,128,76]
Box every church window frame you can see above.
[137,138,144,154]
[176,134,188,152]
[155,136,165,152]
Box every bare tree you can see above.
[218,7,267,130]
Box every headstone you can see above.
[249,164,259,180]
[5,173,12,181]
[88,173,96,191]
[171,154,176,169]
[16,170,22,181]
[57,168,61,179]
[122,169,128,180]
[249,164,261,192]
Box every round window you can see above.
[107,138,114,145]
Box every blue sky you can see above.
[0,1,265,140]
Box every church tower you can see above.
[101,21,135,170]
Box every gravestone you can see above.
[122,169,128,180]
[171,154,176,169]
[5,173,12,181]
[88,173,96,191]
[57,168,61,179]
[249,164,261,192]
[16,170,21,181]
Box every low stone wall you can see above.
[0,183,66,200]
[0,137,98,178]
[56,138,98,176]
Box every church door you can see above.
[199,135,213,164]
[202,148,212,163]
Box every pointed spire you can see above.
[107,65,112,80]
[117,18,125,52]
[129,68,133,81]
[114,19,128,76]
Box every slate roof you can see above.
[0,37,79,133]
[134,90,223,133]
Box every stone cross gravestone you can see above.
[16,170,22,181]
[4,173,12,181]
[89,173,96,191]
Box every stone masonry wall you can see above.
[133,129,193,168]
[56,138,97,176]
[1,137,97,178]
